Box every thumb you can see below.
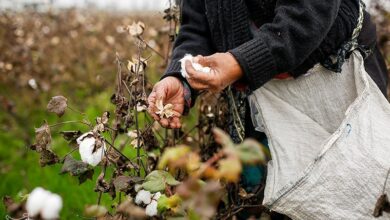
[193,55,204,64]
[197,55,213,67]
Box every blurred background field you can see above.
[0,2,175,218]
[0,0,389,219]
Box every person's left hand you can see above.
[185,52,243,93]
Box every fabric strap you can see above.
[321,0,371,72]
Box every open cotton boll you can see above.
[41,194,63,219]
[180,54,211,78]
[145,200,158,217]
[134,184,143,192]
[26,187,51,217]
[135,190,152,205]
[26,187,63,219]
[77,132,106,167]
[152,192,161,200]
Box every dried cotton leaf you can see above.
[373,194,390,217]
[39,149,59,167]
[31,122,51,152]
[47,96,68,117]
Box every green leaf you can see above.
[236,139,266,164]
[158,145,190,170]
[157,194,182,213]
[142,170,180,193]
[188,209,201,220]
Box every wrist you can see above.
[181,81,192,115]
[226,52,243,80]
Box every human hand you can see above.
[147,76,185,129]
[185,52,243,93]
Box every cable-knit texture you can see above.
[230,38,277,90]
[164,0,386,93]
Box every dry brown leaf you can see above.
[373,194,390,217]
[31,121,51,152]
[117,200,146,219]
[47,95,68,117]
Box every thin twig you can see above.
[134,42,142,176]
[137,36,165,59]
[97,144,109,205]
[67,105,85,115]
[103,139,139,171]
[49,120,91,128]
[176,124,199,143]
[62,147,78,160]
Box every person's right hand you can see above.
[147,76,185,129]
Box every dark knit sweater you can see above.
[164,0,388,95]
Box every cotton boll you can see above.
[134,184,143,192]
[180,54,211,78]
[145,200,158,217]
[192,63,211,74]
[180,54,193,78]
[78,136,95,163]
[152,192,161,200]
[77,132,106,167]
[85,143,105,167]
[41,193,63,219]
[26,187,63,219]
[135,190,152,205]
[26,187,51,217]
[77,132,92,145]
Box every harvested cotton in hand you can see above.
[180,54,211,78]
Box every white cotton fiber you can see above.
[26,187,51,217]
[152,192,161,200]
[135,189,152,205]
[26,187,63,219]
[77,132,106,167]
[41,194,63,219]
[145,200,158,216]
[180,54,211,78]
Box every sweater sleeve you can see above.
[230,0,342,90]
[162,0,215,106]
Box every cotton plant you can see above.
[26,187,63,219]
[77,132,106,167]
[135,189,162,216]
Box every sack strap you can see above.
[321,0,372,73]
